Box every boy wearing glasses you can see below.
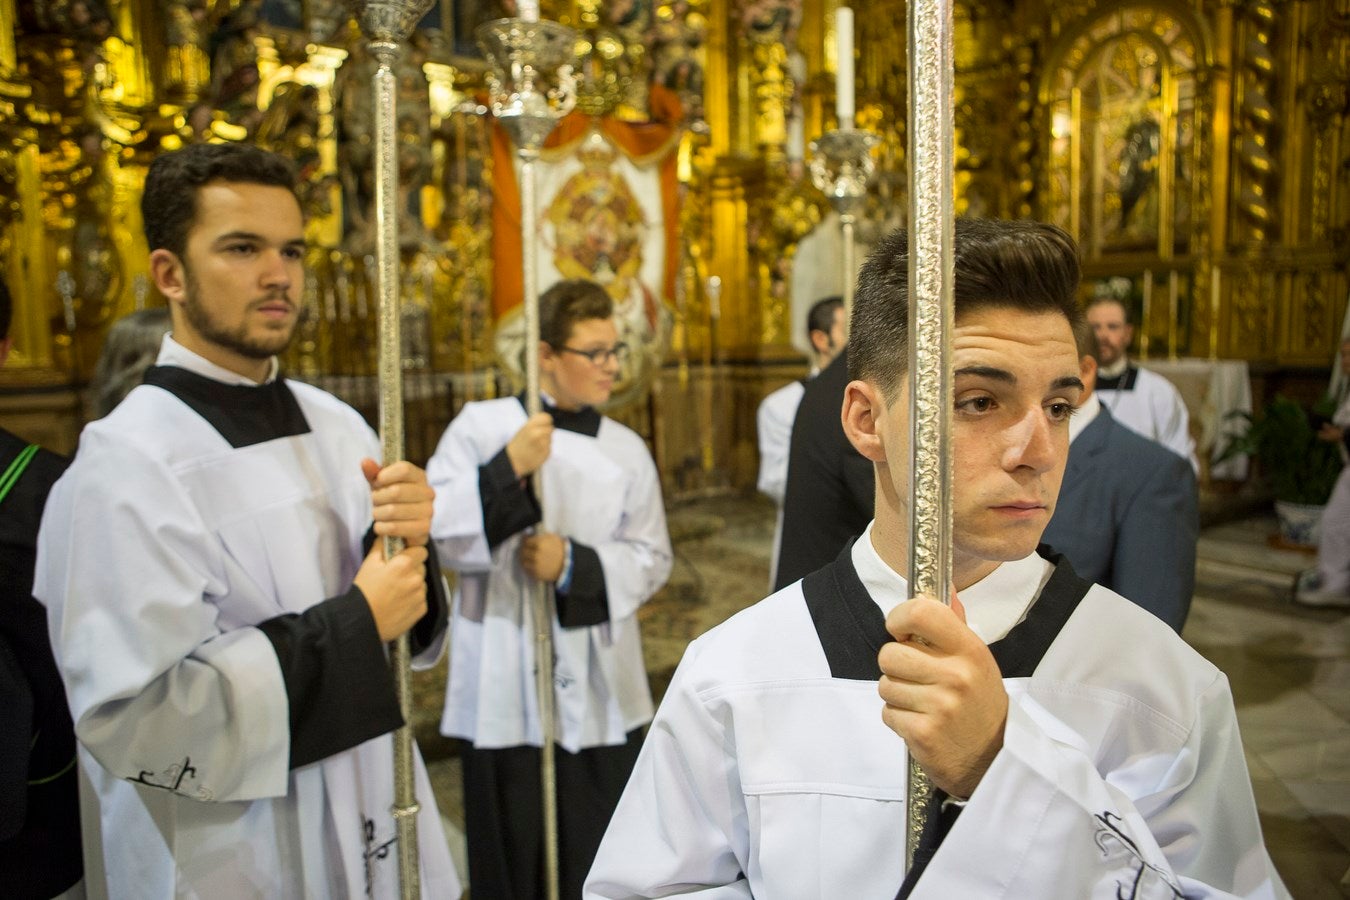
[428,278,673,899]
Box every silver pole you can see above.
[905,0,955,874]
[520,144,562,900]
[477,19,577,900]
[356,2,434,897]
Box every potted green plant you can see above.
[1219,395,1344,547]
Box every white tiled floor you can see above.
[1188,517,1350,898]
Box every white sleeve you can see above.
[427,410,496,574]
[588,448,673,623]
[35,436,290,803]
[1156,382,1200,474]
[756,396,790,505]
[585,649,753,898]
[913,672,1289,899]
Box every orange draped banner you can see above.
[489,84,684,320]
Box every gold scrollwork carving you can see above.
[1236,1,1278,242]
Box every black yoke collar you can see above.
[515,393,602,437]
[142,365,311,449]
[798,541,1094,899]
[800,540,1093,681]
[1094,364,1139,392]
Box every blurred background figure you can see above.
[0,276,83,900]
[86,308,172,419]
[1295,337,1350,608]
[1086,296,1198,472]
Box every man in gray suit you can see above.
[1042,322,1199,632]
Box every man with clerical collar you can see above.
[586,219,1285,898]
[428,278,672,899]
[35,142,460,898]
[1086,295,1199,471]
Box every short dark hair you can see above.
[141,143,298,258]
[1072,318,1101,363]
[806,296,843,340]
[850,218,1083,400]
[1085,295,1130,324]
[0,275,10,342]
[540,279,613,348]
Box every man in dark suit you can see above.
[773,347,875,590]
[1042,322,1199,631]
[0,277,83,899]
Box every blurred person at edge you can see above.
[0,275,83,900]
[587,219,1285,899]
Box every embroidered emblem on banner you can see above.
[546,134,647,300]
[544,135,665,382]
[493,128,673,406]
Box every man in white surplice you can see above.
[587,219,1286,899]
[35,143,460,899]
[429,279,672,899]
[1086,295,1199,472]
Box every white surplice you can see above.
[35,338,459,899]
[429,396,672,752]
[586,526,1287,899]
[1097,364,1199,472]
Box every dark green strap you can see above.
[0,443,40,507]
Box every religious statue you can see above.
[1117,114,1160,230]
[161,0,212,101]
[336,42,433,253]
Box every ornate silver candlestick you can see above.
[809,128,878,317]
[477,16,577,900]
[354,1,434,897]
[477,16,578,411]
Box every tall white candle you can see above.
[788,51,806,161]
[1140,269,1153,359]
[517,0,539,23]
[787,114,805,161]
[1209,268,1221,358]
[835,7,855,129]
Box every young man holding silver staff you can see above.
[586,219,1286,899]
[35,142,460,898]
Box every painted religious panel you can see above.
[491,101,684,408]
[1046,7,1199,260]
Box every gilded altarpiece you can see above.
[1043,5,1207,359]
[1037,0,1349,368]
[1,0,1347,493]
